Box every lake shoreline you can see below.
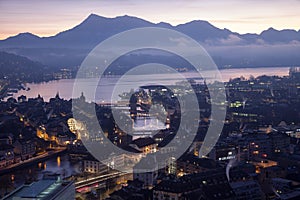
[6,66,291,102]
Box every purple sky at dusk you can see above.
[1,0,300,39]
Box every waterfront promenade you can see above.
[0,147,66,175]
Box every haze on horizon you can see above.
[1,0,300,40]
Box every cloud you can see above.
[255,39,266,45]
[289,40,300,45]
[218,34,244,45]
[169,37,192,47]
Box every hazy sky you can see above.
[1,0,300,39]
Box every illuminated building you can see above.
[166,157,177,175]
[130,137,157,155]
[209,143,237,162]
[67,118,85,140]
[83,155,108,174]
[37,125,49,140]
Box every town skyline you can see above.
[2,1,300,199]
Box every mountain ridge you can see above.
[2,13,300,43]
[0,13,300,68]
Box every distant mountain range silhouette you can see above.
[1,14,300,69]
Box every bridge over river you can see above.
[75,171,132,193]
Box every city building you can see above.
[2,175,75,200]
[133,155,158,189]
[102,153,141,171]
[274,190,300,200]
[107,179,152,200]
[230,180,264,200]
[83,155,108,174]
[208,143,237,162]
[177,154,218,175]
[272,178,300,195]
[0,144,14,167]
[13,137,36,160]
[166,157,177,175]
[130,137,157,155]
[269,131,291,156]
[153,169,236,200]
[236,132,272,161]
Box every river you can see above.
[0,154,81,194]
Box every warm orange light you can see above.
[253,151,259,155]
[262,154,267,158]
[57,156,61,167]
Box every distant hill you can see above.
[0,51,50,83]
[0,14,300,69]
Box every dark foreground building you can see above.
[2,175,75,200]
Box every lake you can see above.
[11,67,290,102]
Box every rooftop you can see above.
[2,176,74,200]
[275,190,300,200]
[230,180,259,188]
[131,137,156,148]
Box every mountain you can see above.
[1,32,41,47]
[0,14,157,49]
[259,28,300,43]
[175,20,233,43]
[0,14,300,69]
